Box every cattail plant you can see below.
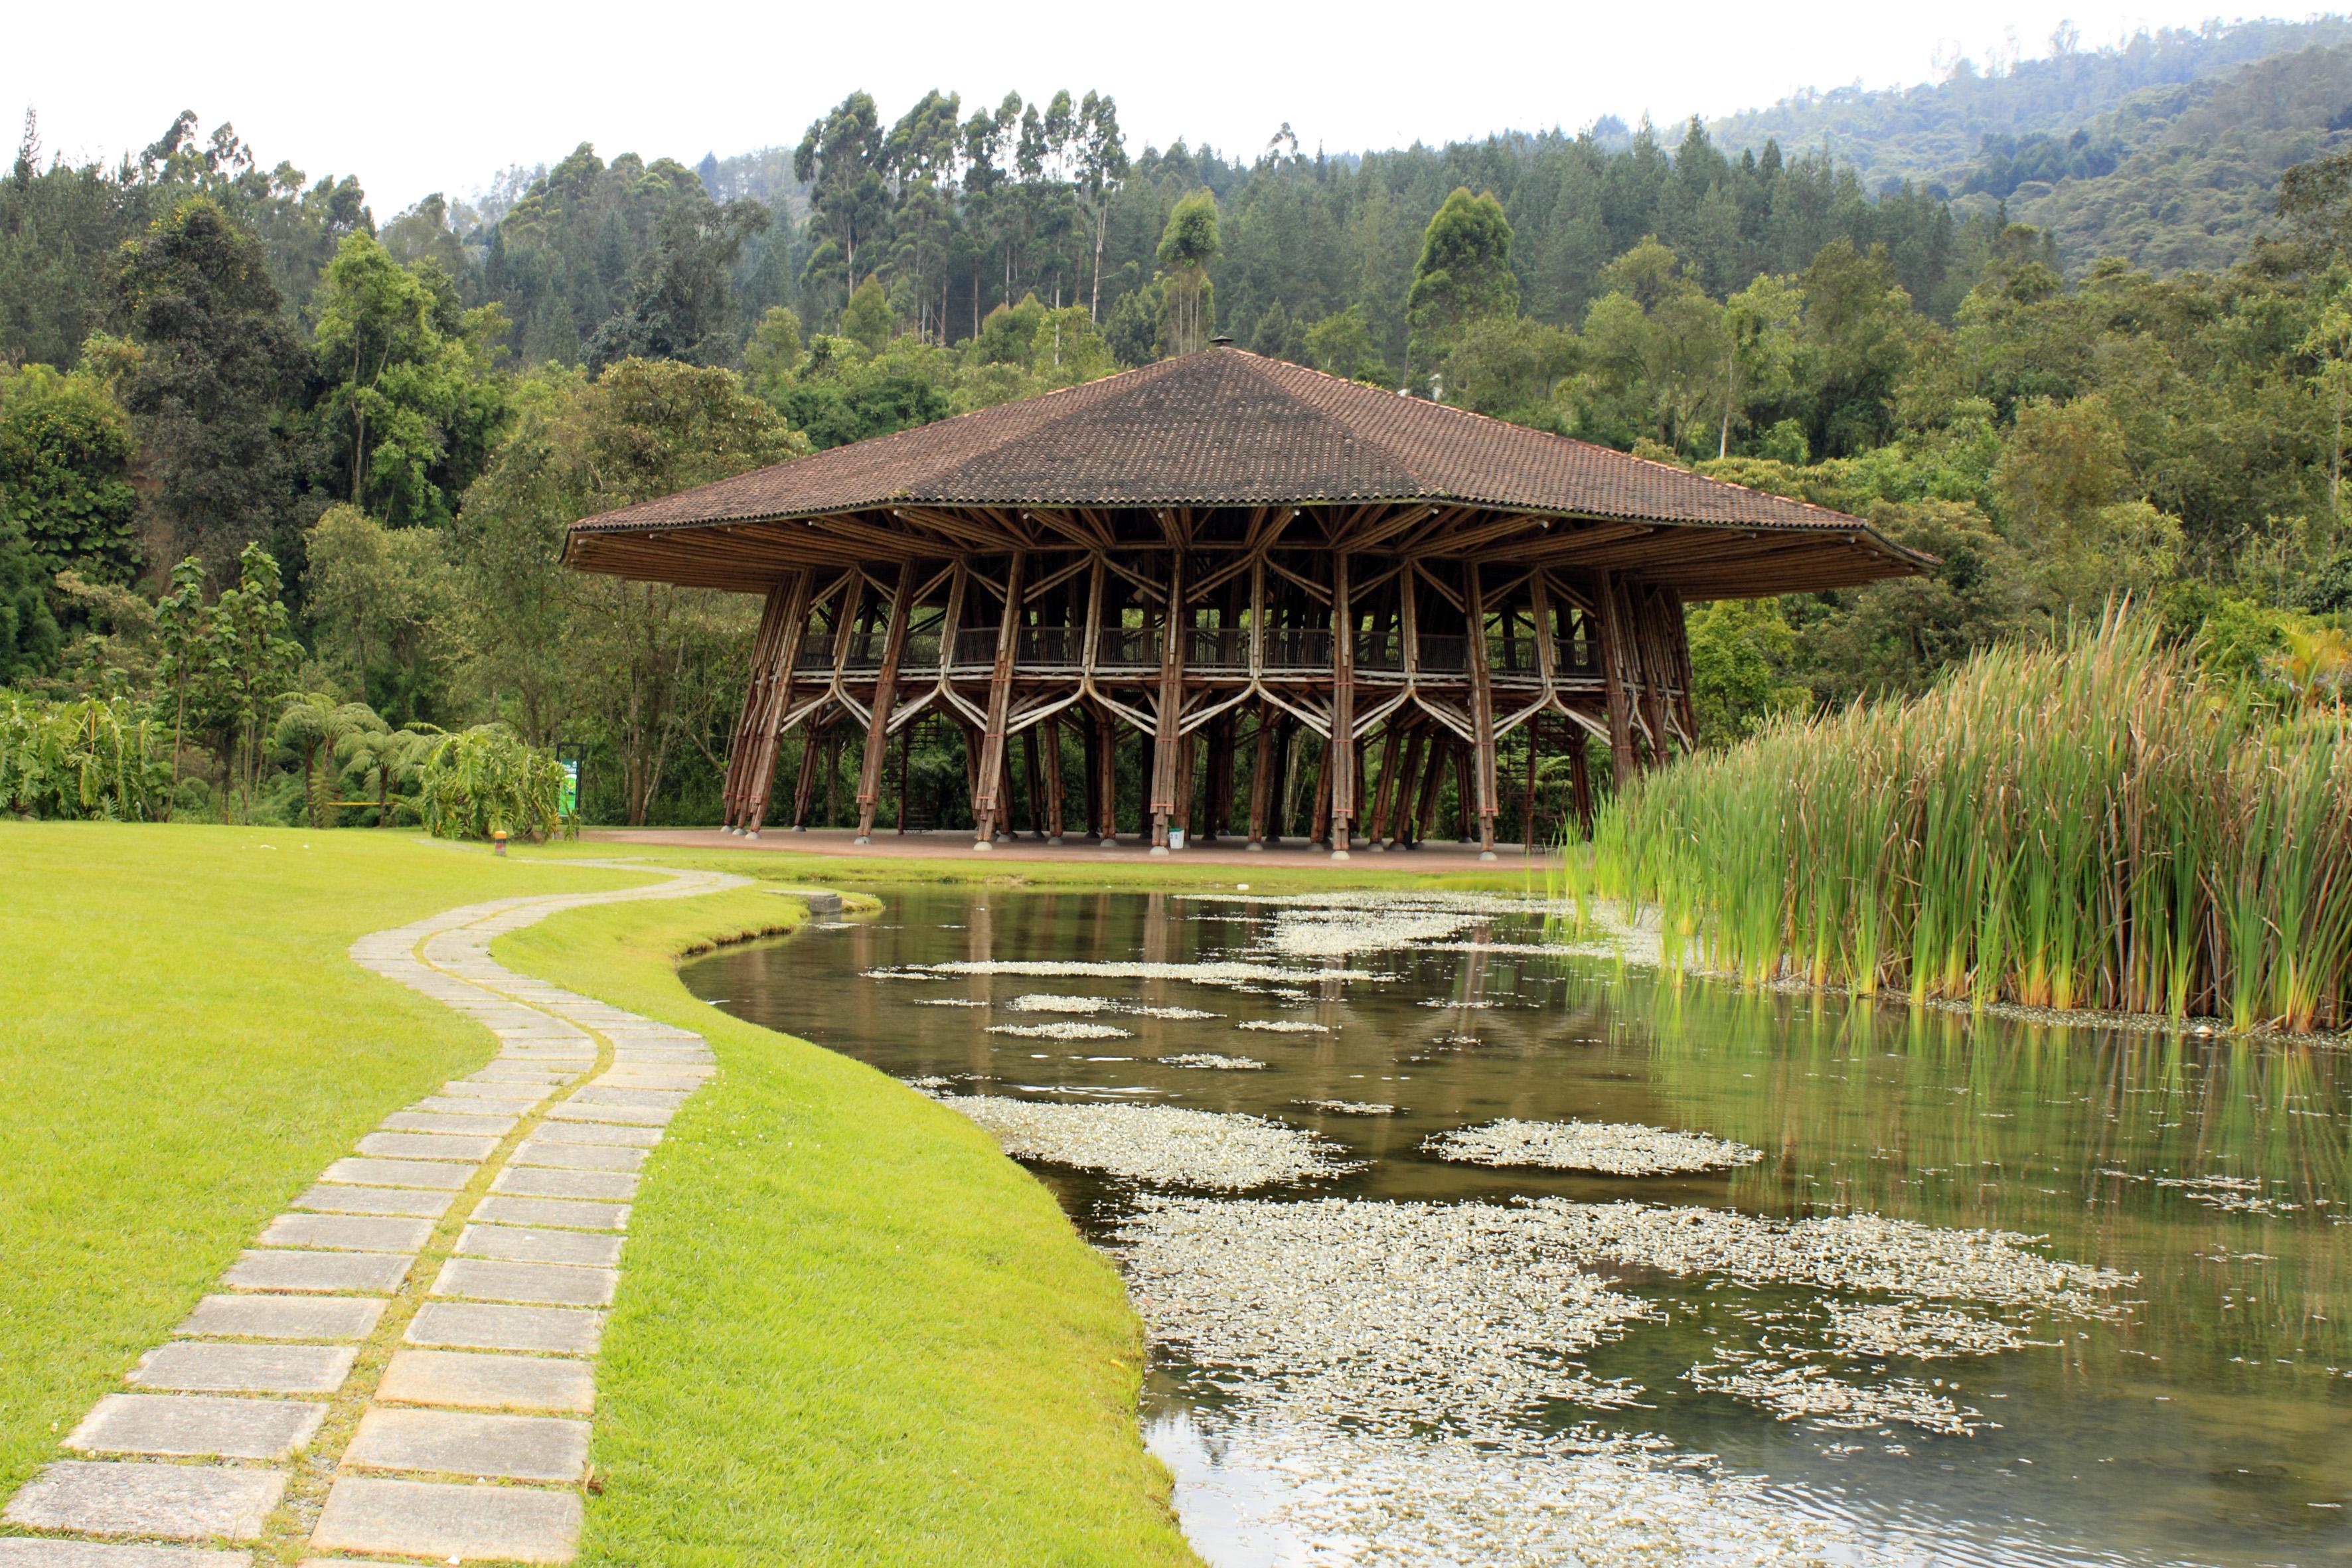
[1587,609,2352,1034]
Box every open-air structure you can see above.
[565,346,1927,856]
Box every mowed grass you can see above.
[492,886,1204,1567]
[0,822,646,1503]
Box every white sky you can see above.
[7,1,2265,214]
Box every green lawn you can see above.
[0,823,646,1504]
[3,825,1491,1563]
[493,886,1204,1565]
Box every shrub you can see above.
[0,690,173,820]
[1586,610,2352,1033]
[419,724,565,842]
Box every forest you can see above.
[2,31,2350,831]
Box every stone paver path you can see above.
[0,862,793,1566]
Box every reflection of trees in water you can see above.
[1624,976,2350,1376]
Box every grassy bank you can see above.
[1586,612,2352,1032]
[0,823,646,1502]
[491,886,1204,1566]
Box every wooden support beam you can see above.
[1593,568,1638,787]
[1328,551,1356,856]
[969,552,1028,847]
[1464,560,1500,860]
[1415,736,1447,844]
[1042,716,1067,843]
[790,720,824,830]
[1095,708,1119,843]
[1389,728,1427,848]
[1081,711,1101,839]
[851,564,916,843]
[1521,718,1540,850]
[723,572,811,833]
[1568,730,1595,839]
[1246,711,1273,849]
[1366,725,1403,849]
[1310,734,1334,848]
[1020,728,1043,837]
[1147,551,1188,852]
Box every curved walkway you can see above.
[2,862,751,1567]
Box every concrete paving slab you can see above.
[467,1065,572,1083]
[343,1407,588,1483]
[408,1095,529,1117]
[433,1081,546,1102]
[404,1302,603,1356]
[542,1103,671,1127]
[129,1342,356,1396]
[527,1121,661,1148]
[318,1157,473,1192]
[66,1394,325,1460]
[512,1140,645,1174]
[256,1214,433,1254]
[291,1184,453,1219]
[569,1087,688,1110]
[595,1073,710,1091]
[3,1461,285,1541]
[309,1476,579,1564]
[431,1259,616,1308]
[375,1351,593,1415]
[378,1111,520,1137]
[454,1225,621,1268]
[491,1166,637,1202]
[0,1543,251,1567]
[355,1132,499,1162]
[179,1294,384,1342]
[468,1196,628,1231]
[221,1250,412,1295]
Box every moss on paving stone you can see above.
[492,885,1207,1567]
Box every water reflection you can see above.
[687,888,2352,1567]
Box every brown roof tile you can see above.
[568,347,1905,544]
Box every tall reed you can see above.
[1587,610,2352,1033]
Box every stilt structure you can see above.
[568,348,1926,855]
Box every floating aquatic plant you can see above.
[1427,1119,1763,1176]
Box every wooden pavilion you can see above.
[565,346,1926,857]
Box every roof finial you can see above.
[1209,333,1234,347]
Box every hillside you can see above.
[1711,17,2352,272]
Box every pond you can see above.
[683,887,2352,1568]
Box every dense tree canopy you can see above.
[1,42,2348,824]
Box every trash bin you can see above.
[1168,828,1187,851]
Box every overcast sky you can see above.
[7,1,2260,214]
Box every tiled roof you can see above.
[568,347,1895,541]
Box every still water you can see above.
[684,888,2352,1567]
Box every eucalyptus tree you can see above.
[1156,190,1220,355]
[1075,92,1130,322]
[794,94,888,309]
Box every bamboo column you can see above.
[720,580,791,830]
[970,552,1026,849]
[1366,725,1403,851]
[1328,551,1356,857]
[1464,561,1500,859]
[1020,729,1044,838]
[1415,738,1447,844]
[1042,716,1067,844]
[1148,551,1188,853]
[1567,731,1595,839]
[1095,710,1119,845]
[1245,713,1272,850]
[851,565,915,844]
[1081,710,1101,841]
[1593,567,1638,787]
[734,572,813,835]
